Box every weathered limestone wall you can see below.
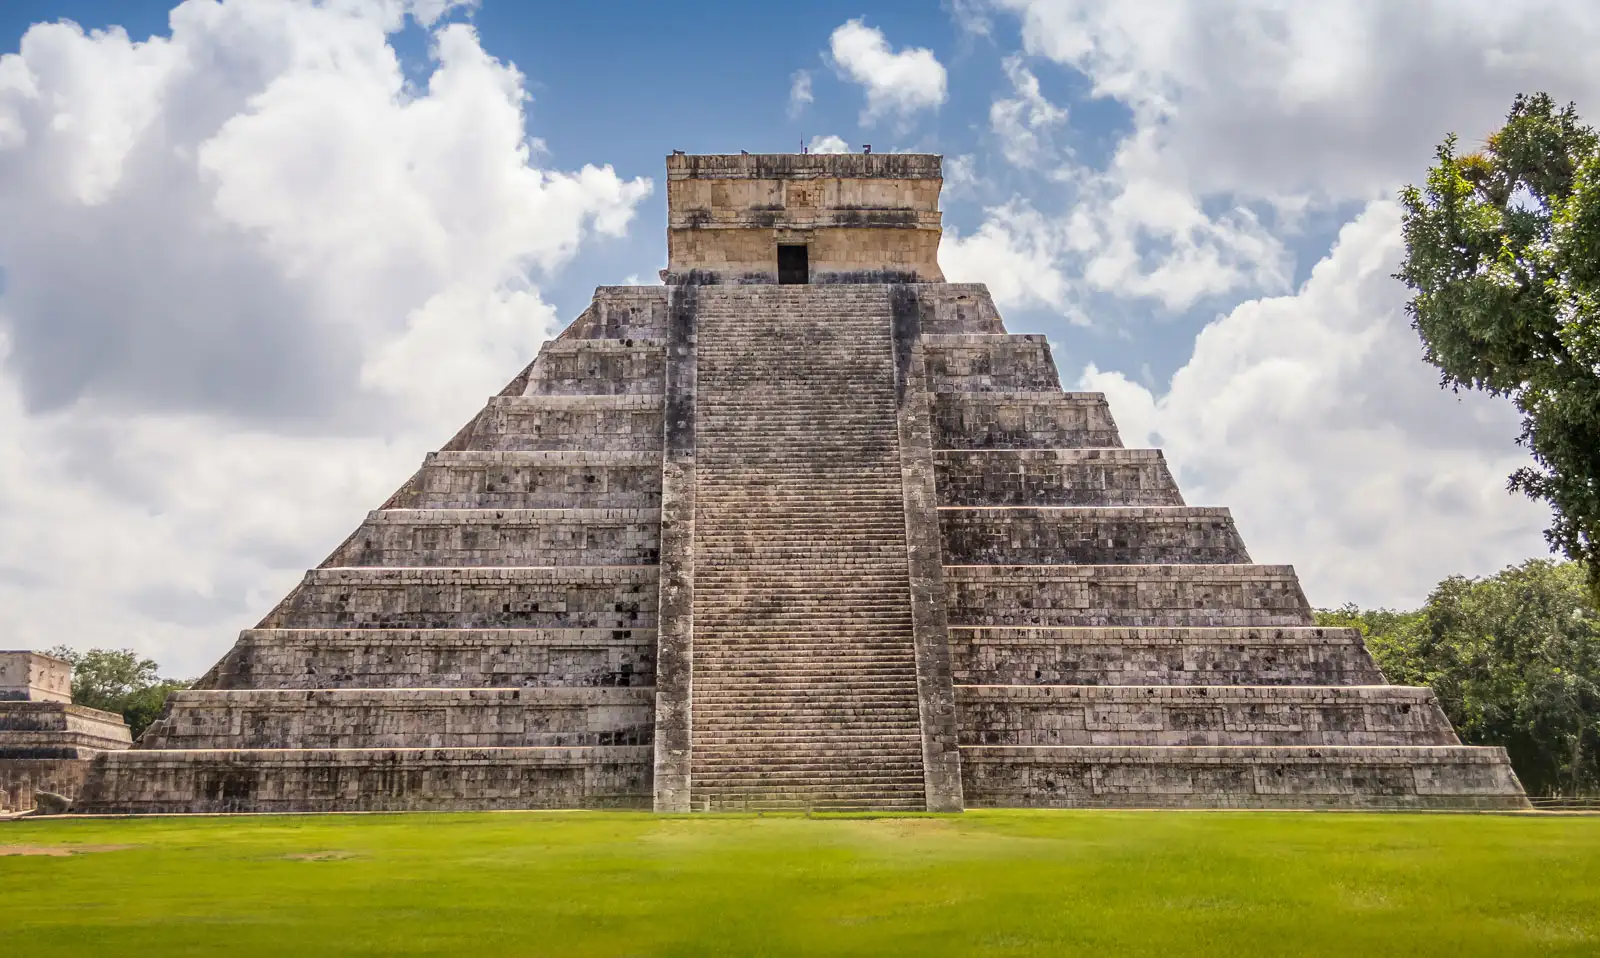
[141,688,654,749]
[665,153,943,283]
[940,507,1250,565]
[79,746,653,814]
[932,393,1123,449]
[957,685,1459,746]
[935,450,1185,507]
[472,396,663,452]
[924,334,1062,392]
[396,451,662,510]
[262,567,658,631]
[0,701,131,810]
[523,340,664,395]
[0,651,72,703]
[945,565,1313,628]
[961,745,1527,809]
[950,627,1386,686]
[207,628,655,690]
[327,509,660,567]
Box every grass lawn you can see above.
[2,810,1597,957]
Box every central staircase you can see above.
[689,286,929,811]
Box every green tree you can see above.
[1396,93,1600,590]
[1318,559,1600,795]
[45,647,191,739]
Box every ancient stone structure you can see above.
[0,651,131,811]
[65,153,1526,813]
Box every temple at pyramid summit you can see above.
[1,152,1528,813]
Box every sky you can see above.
[0,0,1594,675]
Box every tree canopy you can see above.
[45,646,190,739]
[1397,92,1600,589]
[1318,559,1600,796]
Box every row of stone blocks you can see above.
[75,747,653,814]
[139,688,653,749]
[381,448,1182,512]
[320,503,1259,570]
[957,685,1456,746]
[960,746,1526,809]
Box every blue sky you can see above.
[0,0,1591,672]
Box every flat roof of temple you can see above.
[665,153,942,180]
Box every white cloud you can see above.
[828,19,948,125]
[940,201,1076,317]
[957,0,1600,314]
[788,69,812,118]
[1076,201,1551,608]
[0,0,650,674]
[807,134,850,154]
[989,55,1068,169]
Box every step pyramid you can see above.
[65,153,1527,813]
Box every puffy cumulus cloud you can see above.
[1076,201,1552,608]
[0,0,650,674]
[957,0,1600,313]
[828,19,948,125]
[807,134,850,154]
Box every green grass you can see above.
[2,810,1597,957]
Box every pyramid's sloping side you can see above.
[75,287,674,813]
[920,287,1528,809]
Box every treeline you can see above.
[46,647,191,739]
[1317,559,1600,796]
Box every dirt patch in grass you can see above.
[0,844,132,857]
[283,851,359,862]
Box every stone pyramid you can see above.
[71,153,1527,813]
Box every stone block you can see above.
[956,685,1458,746]
[75,746,654,814]
[935,449,1184,507]
[262,567,658,630]
[524,339,664,396]
[398,451,662,510]
[932,392,1122,449]
[141,688,655,749]
[944,564,1313,628]
[960,745,1528,809]
[939,507,1250,565]
[923,334,1061,392]
[948,626,1385,686]
[327,509,660,567]
[470,395,663,452]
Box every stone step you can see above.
[140,687,656,750]
[955,685,1459,747]
[470,395,663,452]
[327,508,660,568]
[74,746,654,814]
[934,448,1184,508]
[923,335,1061,393]
[959,744,1529,810]
[948,626,1385,686]
[401,450,662,510]
[262,566,658,630]
[203,627,657,690]
[944,564,1312,628]
[525,339,664,397]
[932,391,1122,450]
[939,506,1250,565]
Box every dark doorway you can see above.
[777,245,809,285]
